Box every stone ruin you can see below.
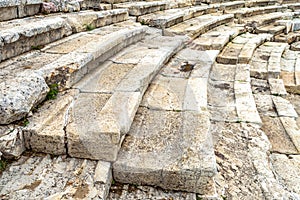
[0,0,300,199]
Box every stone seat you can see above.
[198,0,243,4]
[137,1,244,29]
[225,5,287,18]
[217,33,273,65]
[286,3,300,11]
[240,11,295,26]
[164,13,234,39]
[280,48,300,94]
[0,21,146,126]
[0,0,42,22]
[22,33,185,161]
[275,30,300,43]
[0,9,128,62]
[137,5,209,28]
[256,24,286,35]
[113,48,219,195]
[245,0,277,7]
[189,23,245,50]
[113,1,168,16]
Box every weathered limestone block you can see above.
[0,17,72,61]
[0,154,112,199]
[235,81,262,125]
[114,108,217,194]
[261,116,299,154]
[291,41,300,51]
[0,125,25,159]
[64,9,128,32]
[268,78,287,96]
[114,2,167,16]
[280,117,300,152]
[0,71,49,124]
[24,90,78,155]
[141,75,187,111]
[271,153,300,196]
[272,96,298,118]
[18,0,42,18]
[210,64,236,82]
[67,92,140,161]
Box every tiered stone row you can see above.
[249,41,300,196]
[113,47,219,197]
[1,0,300,199]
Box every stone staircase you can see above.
[1,0,300,199]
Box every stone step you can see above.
[209,1,246,12]
[23,34,185,161]
[189,23,245,50]
[113,1,167,16]
[0,0,42,21]
[286,3,300,11]
[271,153,300,196]
[209,66,261,124]
[113,48,218,196]
[280,48,300,94]
[0,153,113,199]
[137,5,209,28]
[217,33,273,65]
[291,41,300,51]
[0,9,129,62]
[164,13,234,39]
[226,5,287,19]
[198,0,243,4]
[240,11,294,26]
[256,24,286,35]
[281,0,300,4]
[274,30,300,43]
[250,42,288,79]
[0,21,146,125]
[137,1,244,29]
[251,77,300,155]
[245,0,278,7]
[269,78,288,96]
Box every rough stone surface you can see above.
[271,153,300,197]
[0,153,112,200]
[24,90,79,155]
[0,71,49,124]
[211,122,296,199]
[0,125,25,159]
[114,108,216,195]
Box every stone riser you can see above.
[0,9,128,62]
[113,47,219,195]
[165,14,234,40]
[245,0,277,7]
[233,7,287,19]
[114,2,167,16]
[1,28,70,62]
[0,3,41,22]
[23,32,186,162]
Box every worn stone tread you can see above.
[24,34,185,161]
[114,1,167,16]
[0,9,129,61]
[165,13,234,39]
[137,5,208,28]
[0,153,112,200]
[225,5,287,18]
[113,48,218,195]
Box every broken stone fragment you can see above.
[0,125,25,159]
[41,2,58,14]
[0,71,49,124]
